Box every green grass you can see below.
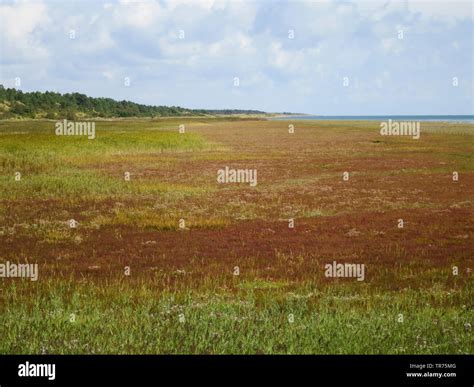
[0,278,471,354]
[0,120,216,200]
[0,118,472,354]
[92,208,229,230]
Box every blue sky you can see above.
[1,0,473,114]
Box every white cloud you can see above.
[0,0,471,114]
[0,0,50,61]
[407,0,473,21]
[113,0,164,28]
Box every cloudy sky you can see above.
[0,0,473,114]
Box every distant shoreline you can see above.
[268,115,474,123]
[2,114,473,123]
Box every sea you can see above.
[269,115,474,123]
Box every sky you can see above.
[0,0,473,115]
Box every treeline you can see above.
[0,85,266,119]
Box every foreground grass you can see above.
[0,120,217,200]
[0,119,472,354]
[0,278,472,354]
